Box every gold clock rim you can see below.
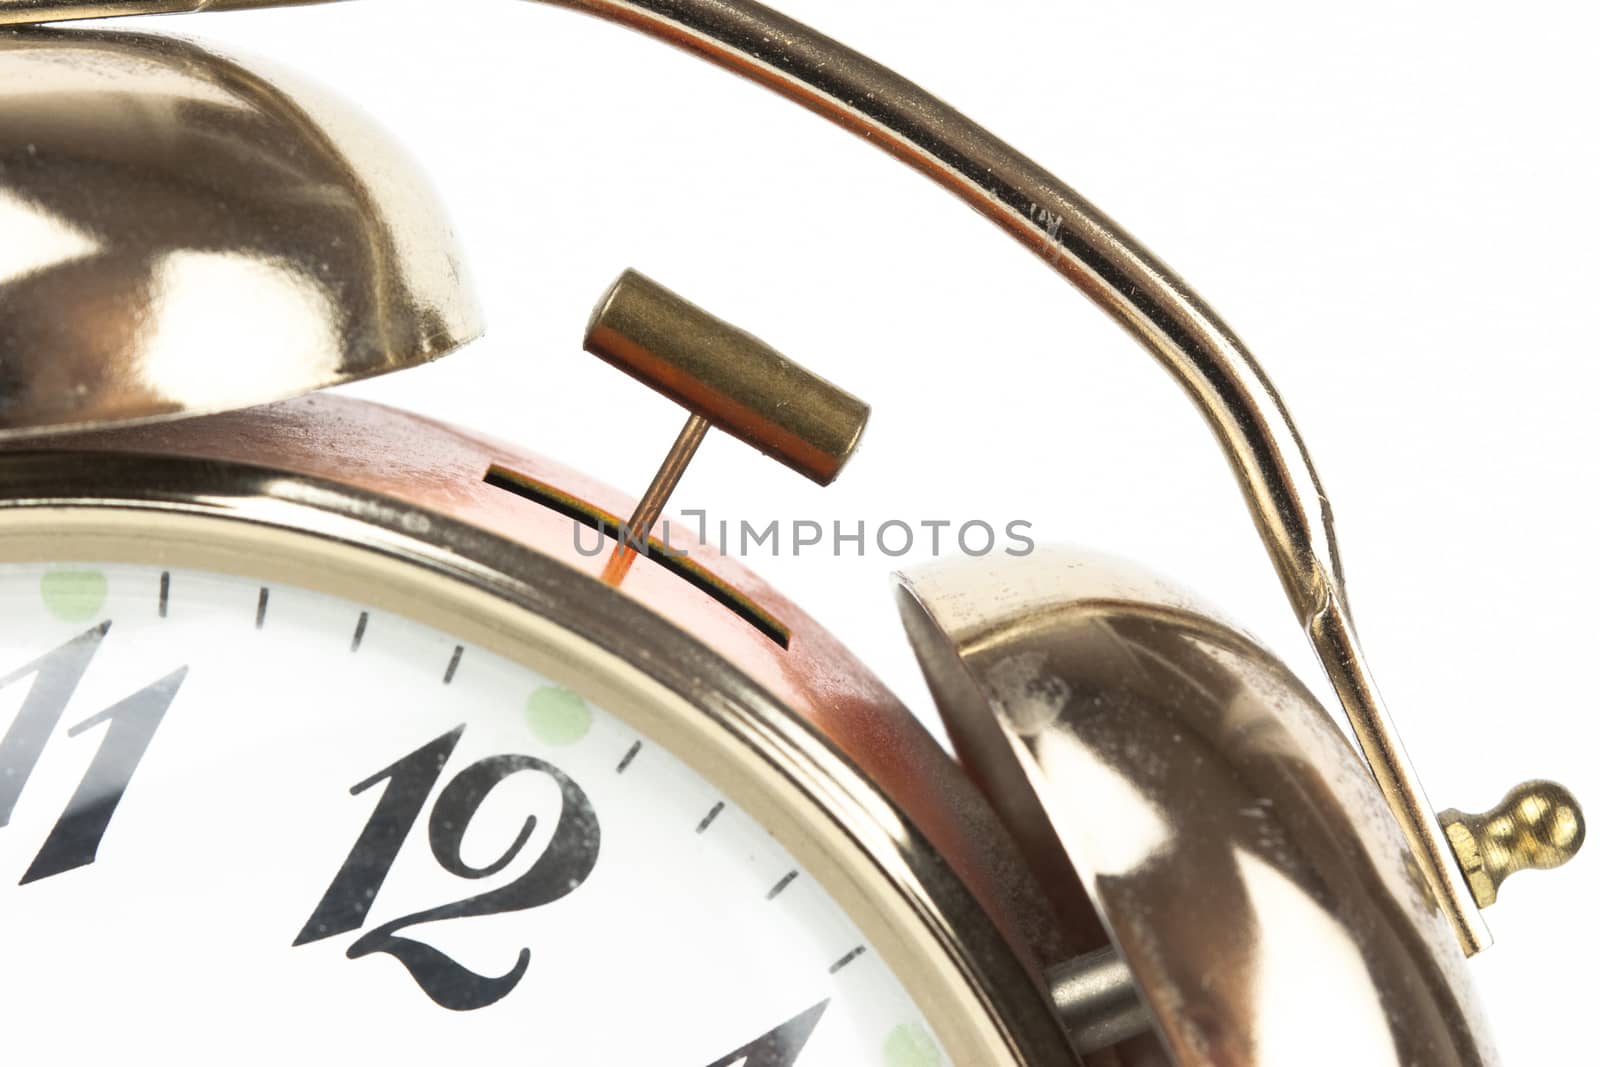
[0,453,1071,1066]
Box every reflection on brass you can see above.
[0,27,479,438]
[898,548,1497,1065]
[585,269,869,487]
[1441,782,1586,908]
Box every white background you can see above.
[132,1,1597,1062]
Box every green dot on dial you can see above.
[525,686,592,746]
[883,1023,942,1067]
[40,569,108,623]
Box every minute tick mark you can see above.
[695,801,725,834]
[616,740,642,774]
[442,645,463,684]
[828,946,865,975]
[350,612,369,652]
[766,870,798,900]
[255,588,269,629]
[158,571,170,618]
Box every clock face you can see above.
[0,561,950,1067]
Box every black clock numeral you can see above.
[21,667,184,884]
[0,623,110,827]
[704,999,830,1067]
[296,726,602,1011]
[293,726,464,944]
[0,623,182,884]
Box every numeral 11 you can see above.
[0,623,183,883]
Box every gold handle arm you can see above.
[7,0,1571,953]
[0,0,337,19]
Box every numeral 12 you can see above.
[295,725,602,1011]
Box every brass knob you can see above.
[1440,781,1586,908]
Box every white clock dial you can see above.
[0,562,949,1067]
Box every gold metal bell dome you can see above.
[0,26,481,438]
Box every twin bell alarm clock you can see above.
[0,3,1583,1064]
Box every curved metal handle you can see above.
[498,0,1495,955]
[0,0,1502,952]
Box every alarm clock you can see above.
[0,4,1582,1065]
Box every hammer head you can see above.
[584,269,870,487]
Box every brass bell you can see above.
[898,549,1513,1063]
[0,25,480,439]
